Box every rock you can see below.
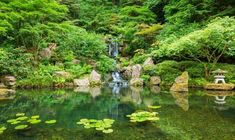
[3,76,16,88]
[39,43,57,59]
[72,59,80,64]
[121,66,132,79]
[131,64,142,78]
[73,78,90,87]
[0,83,7,88]
[54,71,71,79]
[130,78,144,86]
[150,76,161,85]
[204,83,234,91]
[170,71,189,92]
[89,70,102,85]
[143,57,154,67]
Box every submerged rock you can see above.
[204,83,234,91]
[131,64,142,78]
[130,78,144,86]
[170,71,189,92]
[150,76,161,85]
[89,70,102,85]
[73,78,90,87]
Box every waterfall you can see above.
[108,38,128,93]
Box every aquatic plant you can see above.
[28,119,41,124]
[31,115,40,119]
[16,113,25,117]
[15,125,28,130]
[0,126,6,134]
[45,120,57,124]
[127,111,159,123]
[77,118,115,133]
[148,105,161,109]
[16,116,28,121]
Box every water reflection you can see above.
[74,86,101,98]
[171,91,189,111]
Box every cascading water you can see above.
[108,38,128,94]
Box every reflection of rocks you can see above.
[205,90,234,96]
[89,70,102,85]
[150,86,161,94]
[170,71,189,92]
[130,78,144,86]
[0,89,16,100]
[143,97,154,106]
[73,78,90,87]
[150,76,161,85]
[204,83,234,91]
[90,87,101,98]
[74,86,101,98]
[130,86,143,105]
[171,91,189,111]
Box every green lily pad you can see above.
[11,121,21,125]
[15,125,28,130]
[16,116,28,121]
[148,105,161,109]
[84,125,91,129]
[28,119,41,124]
[31,115,40,119]
[0,126,6,131]
[102,129,113,133]
[96,127,104,131]
[7,119,17,123]
[45,120,57,124]
[16,113,25,117]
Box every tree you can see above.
[152,17,235,78]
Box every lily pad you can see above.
[148,105,161,109]
[16,116,28,121]
[102,129,113,133]
[28,119,41,124]
[45,120,57,124]
[7,119,17,123]
[15,125,28,130]
[31,115,40,119]
[0,126,6,131]
[16,113,25,117]
[11,121,21,125]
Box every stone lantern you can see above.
[212,69,227,84]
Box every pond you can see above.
[0,86,235,140]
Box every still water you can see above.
[0,86,235,140]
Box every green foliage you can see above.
[77,118,115,134]
[96,55,115,73]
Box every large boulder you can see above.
[89,70,102,85]
[73,78,90,87]
[143,57,154,67]
[170,71,189,92]
[204,83,234,91]
[131,64,142,78]
[3,76,16,88]
[121,66,132,79]
[150,76,161,85]
[130,78,144,86]
[54,71,71,79]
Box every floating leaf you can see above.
[102,129,113,133]
[127,111,160,123]
[0,126,6,131]
[28,119,41,124]
[96,127,104,131]
[31,115,40,119]
[16,113,25,117]
[148,105,161,109]
[45,120,57,124]
[15,125,28,130]
[16,116,28,121]
[11,121,21,125]
[7,119,17,123]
